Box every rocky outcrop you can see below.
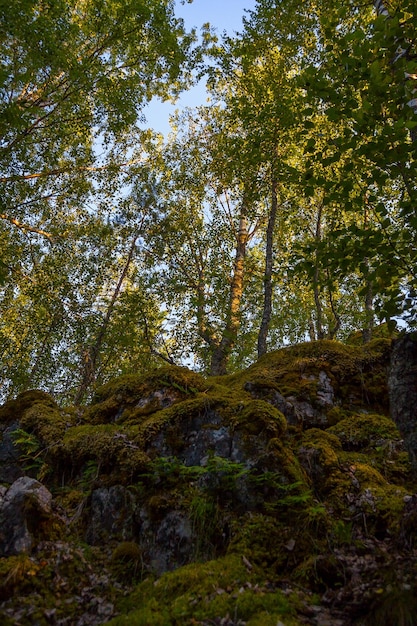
[243,339,391,429]
[388,334,417,468]
[86,485,137,545]
[0,421,23,483]
[0,338,416,626]
[0,477,54,556]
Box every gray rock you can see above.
[388,334,417,468]
[0,476,53,556]
[86,485,136,544]
[140,509,193,575]
[317,370,335,407]
[0,421,24,483]
[244,381,300,426]
[245,373,335,428]
[135,388,178,412]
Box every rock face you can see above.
[0,421,23,483]
[388,334,417,468]
[86,485,137,545]
[0,476,53,556]
[0,339,417,626]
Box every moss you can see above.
[328,413,402,452]
[1,395,74,483]
[0,390,57,425]
[227,505,329,579]
[20,402,74,449]
[268,437,308,481]
[231,400,287,437]
[109,554,300,626]
[357,484,409,538]
[297,428,356,507]
[111,541,143,583]
[301,427,342,451]
[61,423,150,480]
[327,414,412,486]
[350,462,388,487]
[87,366,207,424]
[147,491,184,521]
[223,338,391,416]
[228,513,294,570]
[297,429,343,486]
[55,487,86,517]
[0,391,71,473]
[132,395,286,454]
[133,396,222,447]
[326,405,350,426]
[337,447,412,488]
[293,553,345,592]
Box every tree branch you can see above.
[0,213,54,241]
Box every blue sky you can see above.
[143,0,257,135]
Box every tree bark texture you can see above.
[209,213,248,376]
[258,177,278,358]
[362,278,374,344]
[313,201,325,340]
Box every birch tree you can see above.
[0,0,196,399]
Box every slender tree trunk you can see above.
[362,277,374,344]
[196,268,218,350]
[362,199,374,344]
[313,201,325,340]
[210,211,249,376]
[308,317,316,342]
[258,177,278,358]
[327,270,341,339]
[74,232,140,405]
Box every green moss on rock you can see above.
[109,554,300,626]
[225,338,391,416]
[87,366,207,425]
[356,483,409,537]
[231,399,287,437]
[61,423,150,480]
[328,413,402,451]
[20,403,74,449]
[111,541,143,583]
[0,390,57,425]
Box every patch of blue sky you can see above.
[143,0,257,136]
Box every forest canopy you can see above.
[0,0,416,402]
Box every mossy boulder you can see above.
[234,339,391,429]
[86,366,207,425]
[0,390,72,484]
[60,423,150,483]
[0,477,63,557]
[328,413,403,452]
[0,390,58,425]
